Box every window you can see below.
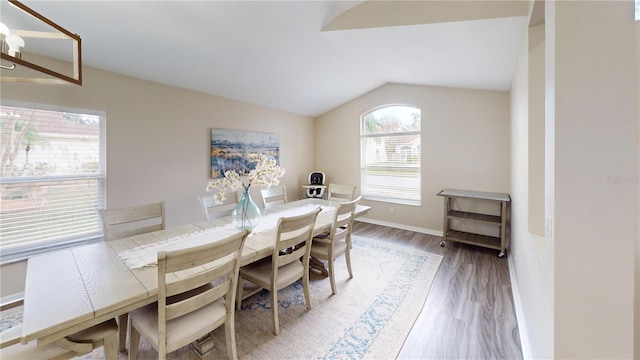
[360,105,421,205]
[0,103,106,263]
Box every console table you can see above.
[437,189,510,257]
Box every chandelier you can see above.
[0,0,82,85]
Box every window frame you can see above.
[0,100,107,264]
[360,104,422,206]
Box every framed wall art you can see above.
[210,128,279,178]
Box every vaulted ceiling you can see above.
[15,1,529,117]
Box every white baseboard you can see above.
[356,217,443,237]
[508,255,532,360]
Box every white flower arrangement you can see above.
[206,154,285,204]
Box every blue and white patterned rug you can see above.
[1,235,442,360]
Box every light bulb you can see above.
[0,22,9,37]
[6,34,24,58]
[0,22,9,54]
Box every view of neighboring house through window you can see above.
[0,103,106,262]
[360,105,421,205]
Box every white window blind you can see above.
[361,105,421,205]
[0,103,105,262]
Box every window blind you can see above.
[0,104,105,261]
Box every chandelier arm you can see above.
[0,62,16,70]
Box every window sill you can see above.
[362,195,421,207]
[1,234,103,265]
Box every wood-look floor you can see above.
[352,221,522,360]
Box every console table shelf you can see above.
[446,210,501,224]
[437,189,510,257]
[445,230,502,249]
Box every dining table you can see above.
[19,198,370,352]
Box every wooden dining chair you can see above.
[198,191,239,220]
[99,202,166,241]
[128,229,249,360]
[236,207,321,335]
[260,184,287,209]
[327,183,357,202]
[99,201,165,351]
[310,196,361,295]
[0,301,118,360]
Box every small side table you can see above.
[437,188,510,257]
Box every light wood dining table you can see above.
[20,198,370,351]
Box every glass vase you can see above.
[232,187,261,230]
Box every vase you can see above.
[232,187,261,230]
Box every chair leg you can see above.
[129,326,140,360]
[345,249,353,279]
[225,315,238,360]
[329,258,337,295]
[103,329,119,360]
[302,266,312,310]
[236,277,244,311]
[116,313,128,352]
[271,290,279,335]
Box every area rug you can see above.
[1,235,443,360]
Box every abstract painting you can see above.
[210,128,280,178]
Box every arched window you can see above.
[360,105,421,205]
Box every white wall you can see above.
[510,1,639,359]
[315,83,511,234]
[528,22,545,237]
[636,13,640,360]
[509,1,553,359]
[509,11,554,358]
[552,2,637,357]
[1,62,316,297]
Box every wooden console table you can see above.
[437,189,510,257]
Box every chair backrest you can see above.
[329,196,361,241]
[327,183,357,202]
[198,191,239,220]
[309,172,325,185]
[100,202,165,241]
[271,208,321,278]
[156,229,249,355]
[261,184,287,209]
